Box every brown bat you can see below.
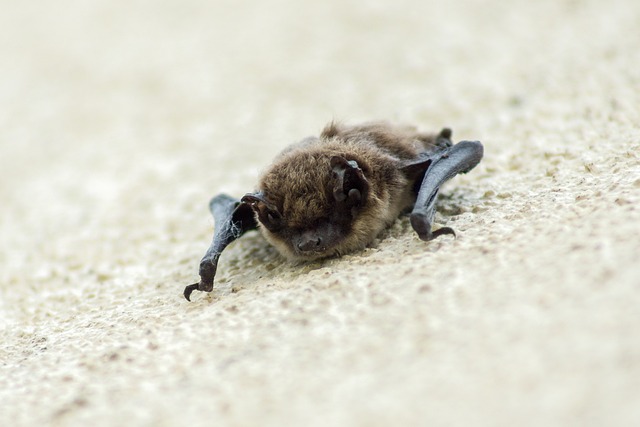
[184,122,483,301]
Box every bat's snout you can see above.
[295,235,323,252]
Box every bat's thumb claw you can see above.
[410,213,457,241]
[431,227,456,240]
[183,278,215,301]
[183,283,199,302]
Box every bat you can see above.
[184,122,483,301]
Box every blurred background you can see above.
[1,0,639,426]
[2,0,636,270]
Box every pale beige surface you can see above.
[1,0,639,426]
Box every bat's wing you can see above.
[402,129,484,241]
[183,194,258,301]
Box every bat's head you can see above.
[242,150,396,261]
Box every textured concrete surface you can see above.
[1,0,639,426]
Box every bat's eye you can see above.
[262,209,283,231]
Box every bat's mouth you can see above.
[296,247,329,256]
[293,247,337,261]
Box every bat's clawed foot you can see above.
[410,212,456,241]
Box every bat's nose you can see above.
[297,236,323,252]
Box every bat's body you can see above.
[184,122,483,301]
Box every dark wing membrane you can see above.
[184,194,258,301]
[402,138,484,241]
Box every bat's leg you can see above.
[410,140,483,241]
[184,194,257,301]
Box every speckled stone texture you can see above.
[1,0,639,426]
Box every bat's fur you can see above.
[252,122,444,261]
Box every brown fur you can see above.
[254,122,442,261]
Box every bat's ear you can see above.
[241,192,283,230]
[330,156,369,212]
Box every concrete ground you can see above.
[1,0,639,426]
